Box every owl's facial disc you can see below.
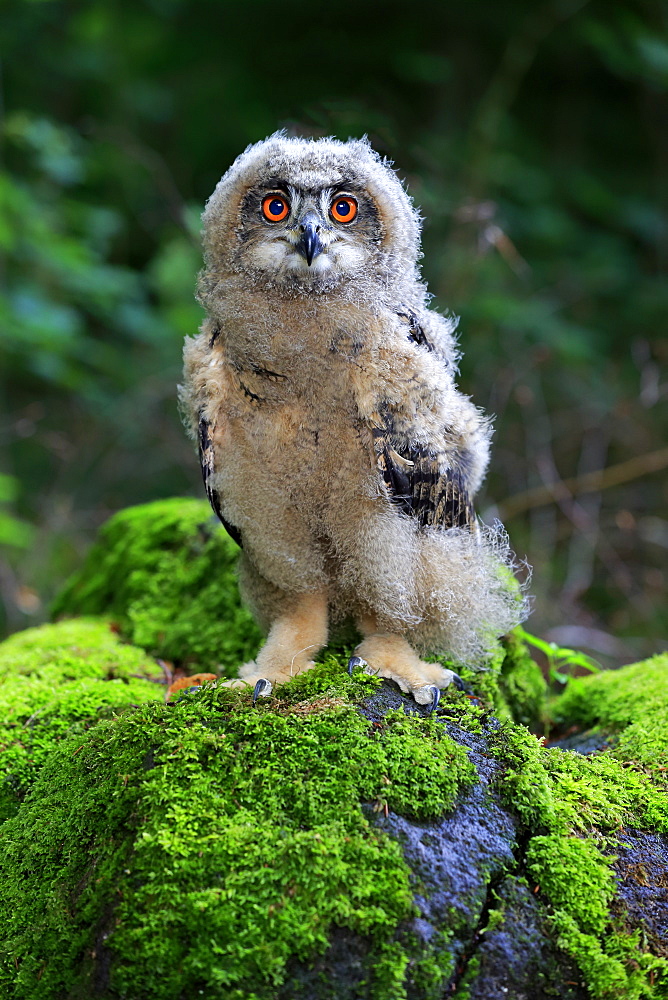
[238,184,376,289]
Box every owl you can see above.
[180,134,527,709]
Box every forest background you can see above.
[1,0,666,668]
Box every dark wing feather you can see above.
[396,306,434,352]
[374,429,476,531]
[198,415,243,548]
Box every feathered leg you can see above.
[227,588,329,701]
[349,613,463,710]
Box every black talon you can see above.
[347,656,367,676]
[429,685,441,712]
[252,678,269,706]
[451,673,465,691]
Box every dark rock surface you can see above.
[612,828,668,955]
[366,711,518,990]
[464,876,588,1000]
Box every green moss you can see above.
[515,653,668,997]
[450,954,479,1000]
[0,660,475,1000]
[497,629,548,731]
[0,618,163,822]
[526,835,615,935]
[403,936,456,999]
[454,628,549,734]
[491,721,668,837]
[51,498,262,674]
[550,915,667,1000]
[551,652,668,782]
[270,652,380,705]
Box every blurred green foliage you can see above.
[0,0,666,661]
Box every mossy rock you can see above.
[2,500,668,998]
[550,652,668,781]
[51,498,262,674]
[0,618,164,823]
[1,648,668,998]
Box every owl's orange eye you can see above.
[330,196,358,224]
[262,194,290,223]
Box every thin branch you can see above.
[533,451,643,612]
[497,447,668,520]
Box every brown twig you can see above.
[497,447,668,520]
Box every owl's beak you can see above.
[296,213,325,266]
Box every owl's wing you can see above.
[396,306,434,352]
[198,415,243,548]
[373,426,476,531]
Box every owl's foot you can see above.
[348,635,464,711]
[223,588,329,704]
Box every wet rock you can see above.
[612,829,668,955]
[463,876,588,1000]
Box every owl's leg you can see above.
[349,614,463,710]
[227,588,329,701]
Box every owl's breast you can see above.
[219,364,378,515]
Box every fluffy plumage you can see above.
[180,134,528,704]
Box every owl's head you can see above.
[199,134,423,299]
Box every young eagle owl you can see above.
[180,134,527,709]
